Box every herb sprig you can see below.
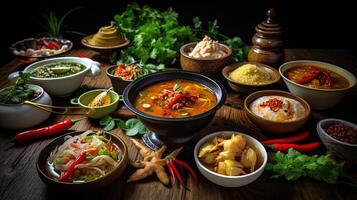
[266,149,357,187]
[99,115,149,136]
[0,72,35,104]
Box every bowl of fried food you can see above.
[194,131,267,187]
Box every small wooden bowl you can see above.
[180,42,232,77]
[222,62,280,94]
[244,90,311,134]
[81,35,130,56]
[36,131,128,191]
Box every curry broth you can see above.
[284,65,349,89]
[134,80,217,118]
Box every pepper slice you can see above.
[295,66,321,84]
[59,153,86,181]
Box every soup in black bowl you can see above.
[123,70,226,149]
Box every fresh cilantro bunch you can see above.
[0,72,35,104]
[266,149,357,187]
[99,115,149,136]
[192,17,251,63]
[114,3,196,65]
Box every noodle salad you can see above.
[47,130,121,182]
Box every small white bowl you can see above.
[9,57,101,97]
[193,131,267,187]
[0,84,52,129]
[279,60,356,110]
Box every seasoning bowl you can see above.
[123,70,226,148]
[244,90,311,134]
[194,131,267,187]
[0,84,52,129]
[81,35,129,57]
[106,66,132,95]
[36,131,128,191]
[8,57,101,97]
[279,60,356,110]
[317,118,357,161]
[70,89,121,119]
[180,42,232,77]
[222,62,280,94]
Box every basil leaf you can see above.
[103,120,115,131]
[99,115,113,126]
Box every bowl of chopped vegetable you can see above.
[36,130,128,191]
[106,63,165,95]
[9,57,101,97]
[0,76,52,129]
[9,37,73,59]
[317,118,357,161]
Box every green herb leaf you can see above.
[103,120,115,131]
[266,149,345,184]
[173,83,182,91]
[99,115,113,126]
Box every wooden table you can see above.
[1,49,357,200]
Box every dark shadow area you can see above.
[1,0,356,65]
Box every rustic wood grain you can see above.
[0,49,357,200]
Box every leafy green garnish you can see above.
[99,115,149,136]
[0,72,36,104]
[266,149,346,184]
[114,3,196,65]
[173,83,182,91]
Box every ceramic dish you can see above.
[244,90,310,134]
[222,62,280,94]
[180,42,232,76]
[70,89,121,119]
[317,118,357,161]
[123,70,226,148]
[0,84,52,129]
[106,66,132,94]
[194,131,267,187]
[36,131,128,191]
[8,57,101,97]
[279,60,356,110]
[81,35,129,56]
[9,37,73,59]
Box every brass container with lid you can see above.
[248,8,284,68]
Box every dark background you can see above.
[1,0,355,65]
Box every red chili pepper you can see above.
[173,159,197,181]
[166,161,176,185]
[268,141,321,152]
[169,160,185,188]
[296,66,321,84]
[15,119,81,142]
[168,94,191,109]
[261,132,310,145]
[58,153,85,181]
[318,71,333,87]
[49,41,61,49]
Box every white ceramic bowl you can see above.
[194,131,267,187]
[0,84,52,129]
[9,57,101,97]
[279,60,356,110]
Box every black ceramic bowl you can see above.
[36,131,128,191]
[123,70,227,149]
